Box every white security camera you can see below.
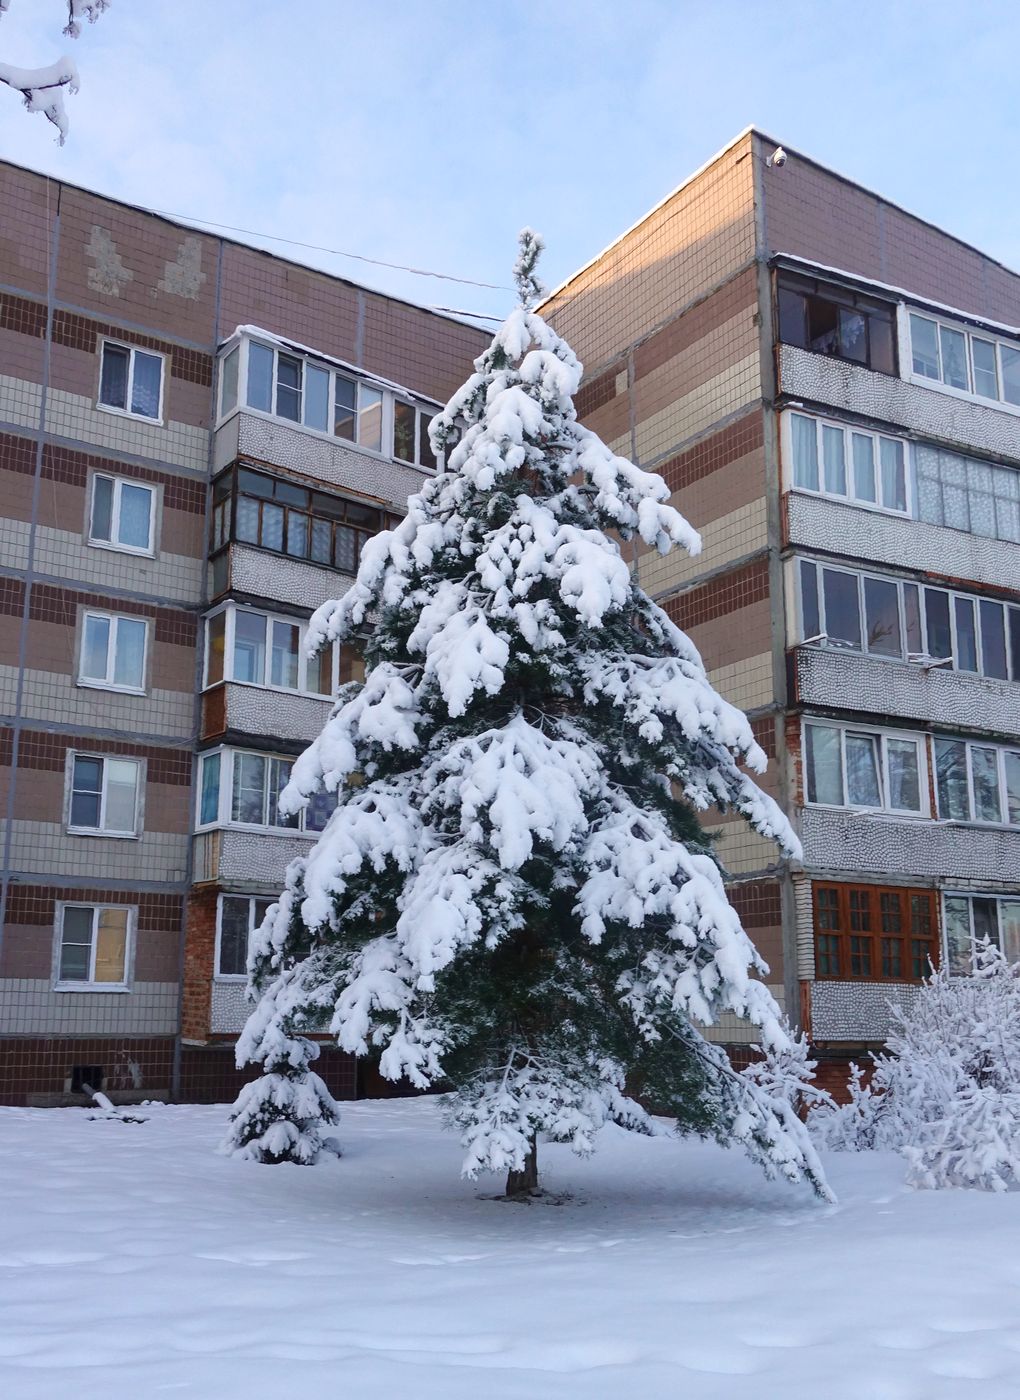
[767,146,787,169]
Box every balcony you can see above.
[799,806,1020,883]
[791,644,1020,739]
[201,681,331,744]
[192,828,310,891]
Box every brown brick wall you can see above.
[15,729,192,783]
[664,556,770,631]
[182,886,217,1042]
[659,411,764,496]
[0,1035,175,1106]
[179,1043,359,1106]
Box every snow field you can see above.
[3,1096,1020,1399]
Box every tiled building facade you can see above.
[543,129,1020,1081]
[0,158,486,1105]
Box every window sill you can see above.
[786,486,911,521]
[53,983,131,994]
[76,678,146,697]
[213,974,248,985]
[95,402,164,428]
[87,539,156,560]
[203,679,333,702]
[194,822,319,839]
[803,804,930,821]
[905,371,1020,419]
[67,827,139,840]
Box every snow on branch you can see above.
[0,0,109,143]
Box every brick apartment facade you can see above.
[3,133,1019,1105]
[542,128,1020,1080]
[0,159,486,1104]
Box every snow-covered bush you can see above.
[742,1019,833,1119]
[228,231,830,1201]
[810,943,1020,1190]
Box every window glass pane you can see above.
[260,501,284,551]
[82,614,111,681]
[99,345,129,409]
[869,316,895,375]
[1010,609,1020,682]
[935,740,970,820]
[903,584,922,655]
[393,402,416,462]
[879,438,906,512]
[777,287,807,347]
[306,789,336,832]
[358,386,384,452]
[131,352,162,418]
[220,346,239,415]
[339,644,366,686]
[236,496,259,543]
[996,495,1020,544]
[247,343,274,411]
[799,561,820,640]
[91,476,114,541]
[304,365,329,431]
[238,468,273,498]
[70,756,103,828]
[104,759,138,832]
[94,907,128,982]
[206,611,226,685]
[910,315,940,379]
[286,512,308,559]
[864,576,901,657]
[973,897,1000,952]
[791,414,818,491]
[275,354,301,421]
[311,644,333,696]
[805,724,843,805]
[233,611,267,683]
[218,897,250,976]
[845,733,881,807]
[113,618,146,689]
[924,589,952,661]
[419,413,437,470]
[118,483,153,550]
[1001,901,1020,964]
[267,758,296,828]
[886,739,920,811]
[310,518,332,564]
[1004,752,1020,826]
[972,338,998,398]
[954,596,978,671]
[914,444,943,525]
[806,295,839,355]
[851,433,876,503]
[971,747,1002,822]
[1001,344,1020,406]
[270,621,300,689]
[938,325,969,391]
[943,897,973,975]
[334,375,357,439]
[232,753,266,824]
[200,752,221,825]
[943,480,970,531]
[60,907,94,981]
[335,525,358,574]
[822,569,861,649]
[821,425,847,495]
[979,600,1008,679]
[838,308,867,363]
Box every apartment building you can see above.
[0,158,487,1105]
[542,129,1020,1087]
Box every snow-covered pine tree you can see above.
[225,230,831,1201]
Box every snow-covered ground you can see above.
[2,1097,1020,1399]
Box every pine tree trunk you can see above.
[505,1134,538,1196]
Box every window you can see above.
[934,738,1020,826]
[909,311,1020,409]
[788,413,908,514]
[88,475,155,554]
[69,754,140,836]
[913,442,1020,544]
[79,612,148,692]
[777,271,896,374]
[797,559,1020,679]
[211,464,400,577]
[804,721,926,814]
[98,342,164,420]
[813,883,938,982]
[943,894,1020,975]
[197,748,336,833]
[56,904,131,988]
[202,604,337,695]
[227,336,440,467]
[216,894,274,978]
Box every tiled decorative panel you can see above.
[801,807,1020,882]
[228,545,354,611]
[0,978,179,1035]
[223,684,331,742]
[811,980,920,1041]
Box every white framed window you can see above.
[68,753,141,836]
[785,411,909,515]
[196,747,336,834]
[934,738,1020,827]
[803,720,927,816]
[54,903,132,990]
[98,341,165,422]
[943,893,1020,974]
[88,474,156,555]
[216,893,274,979]
[906,309,1020,412]
[79,612,148,693]
[797,558,1020,680]
[202,603,337,696]
[218,335,439,468]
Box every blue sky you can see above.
[1,1,1018,327]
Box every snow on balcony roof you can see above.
[219,325,444,406]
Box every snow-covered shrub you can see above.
[742,1019,834,1119]
[810,943,1020,1190]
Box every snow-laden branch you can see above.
[0,0,109,143]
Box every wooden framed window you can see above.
[813,882,939,983]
